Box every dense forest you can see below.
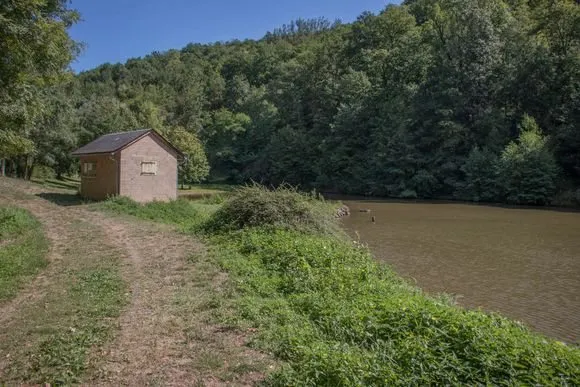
[2,0,579,205]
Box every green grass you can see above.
[22,266,126,384]
[212,229,580,385]
[178,183,235,202]
[97,187,580,385]
[180,183,237,192]
[98,196,219,233]
[0,206,49,301]
[0,213,127,384]
[31,177,80,191]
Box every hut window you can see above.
[141,161,158,175]
[82,162,96,176]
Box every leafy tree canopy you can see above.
[5,2,580,206]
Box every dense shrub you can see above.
[204,185,342,235]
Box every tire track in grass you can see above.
[1,178,273,385]
[0,179,128,384]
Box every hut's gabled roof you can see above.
[71,129,183,157]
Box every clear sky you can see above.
[69,0,396,72]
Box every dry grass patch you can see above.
[0,209,127,384]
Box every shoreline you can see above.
[323,192,580,214]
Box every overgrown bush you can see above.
[204,185,342,235]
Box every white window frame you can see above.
[141,161,158,176]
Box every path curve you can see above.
[1,179,268,385]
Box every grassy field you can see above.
[100,196,220,232]
[2,177,275,384]
[179,183,237,192]
[0,206,49,302]
[4,178,578,384]
[178,183,235,201]
[0,214,127,384]
[0,178,129,384]
[30,176,80,191]
[97,186,580,385]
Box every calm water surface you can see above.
[341,200,580,343]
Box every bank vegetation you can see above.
[100,186,580,385]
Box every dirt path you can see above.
[0,178,269,385]
[0,182,85,325]
[88,212,208,384]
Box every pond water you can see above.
[341,200,580,343]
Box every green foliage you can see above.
[0,131,35,159]
[162,126,210,184]
[0,0,79,177]
[30,85,80,178]
[203,108,251,175]
[16,0,579,205]
[77,95,138,144]
[498,116,560,205]
[0,206,48,301]
[96,183,580,384]
[197,193,228,205]
[457,147,499,202]
[204,185,342,236]
[212,228,580,385]
[99,196,218,232]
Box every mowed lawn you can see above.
[0,206,48,302]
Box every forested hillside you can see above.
[3,0,580,205]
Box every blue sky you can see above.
[69,0,395,72]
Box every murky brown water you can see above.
[341,200,580,343]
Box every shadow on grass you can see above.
[31,178,80,191]
[36,192,86,207]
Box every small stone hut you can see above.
[72,129,183,202]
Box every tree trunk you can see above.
[24,157,30,180]
[1,159,5,177]
[26,161,34,180]
[15,157,24,178]
[11,159,17,177]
